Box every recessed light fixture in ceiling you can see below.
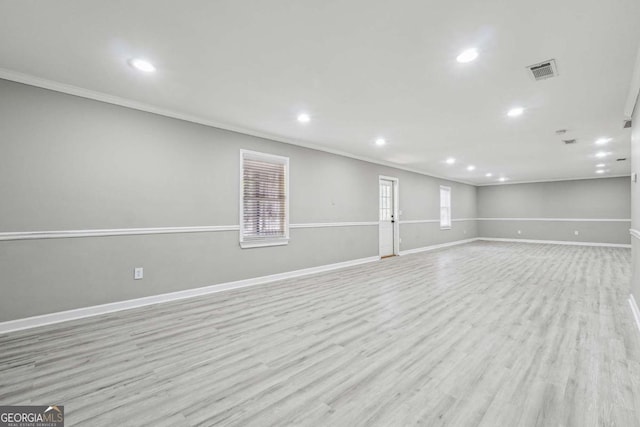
[596,163,605,168]
[375,138,386,146]
[499,177,507,182]
[129,58,156,73]
[297,113,311,123]
[485,173,493,177]
[595,151,609,158]
[445,157,456,165]
[456,48,479,63]
[595,137,612,145]
[467,165,476,171]
[507,107,524,117]
[596,170,605,174]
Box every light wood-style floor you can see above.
[1,242,639,426]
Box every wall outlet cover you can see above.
[134,267,144,280]
[574,230,579,236]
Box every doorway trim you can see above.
[378,175,400,258]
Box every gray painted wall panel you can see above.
[477,177,631,245]
[0,227,378,322]
[0,79,477,321]
[400,221,476,251]
[478,220,629,244]
[631,96,640,301]
[478,177,630,219]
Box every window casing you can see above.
[239,150,289,248]
[440,186,451,229]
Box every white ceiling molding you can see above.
[0,68,475,187]
[476,174,629,186]
[0,1,636,183]
[624,47,640,118]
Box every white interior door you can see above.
[379,178,396,257]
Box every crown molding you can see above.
[0,68,476,187]
[476,174,630,186]
[624,46,640,118]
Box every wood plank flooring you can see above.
[1,241,639,426]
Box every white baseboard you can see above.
[630,294,640,335]
[478,237,631,248]
[0,255,380,334]
[399,238,480,256]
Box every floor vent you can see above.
[527,59,558,81]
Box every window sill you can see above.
[240,239,289,249]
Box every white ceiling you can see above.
[1,0,639,184]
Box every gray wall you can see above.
[631,96,640,302]
[477,177,631,245]
[0,79,477,321]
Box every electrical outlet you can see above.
[134,267,144,280]
[517,230,522,235]
[574,230,579,236]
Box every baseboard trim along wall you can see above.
[477,218,631,222]
[1,235,632,333]
[478,237,631,248]
[398,238,480,255]
[0,255,381,334]
[629,294,640,335]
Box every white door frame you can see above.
[378,175,400,257]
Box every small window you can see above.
[240,150,289,248]
[440,186,451,229]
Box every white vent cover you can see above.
[527,59,558,81]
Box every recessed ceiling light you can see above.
[297,113,311,123]
[375,138,386,146]
[507,107,524,117]
[129,58,156,73]
[467,165,476,171]
[595,151,609,158]
[596,163,605,168]
[595,137,612,145]
[445,157,456,165]
[456,48,479,63]
[485,173,493,177]
[499,177,507,182]
[596,170,605,174]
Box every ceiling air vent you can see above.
[624,119,632,128]
[562,139,577,145]
[527,59,558,81]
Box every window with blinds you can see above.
[440,186,451,229]
[239,150,289,248]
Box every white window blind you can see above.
[240,150,289,248]
[440,186,451,229]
